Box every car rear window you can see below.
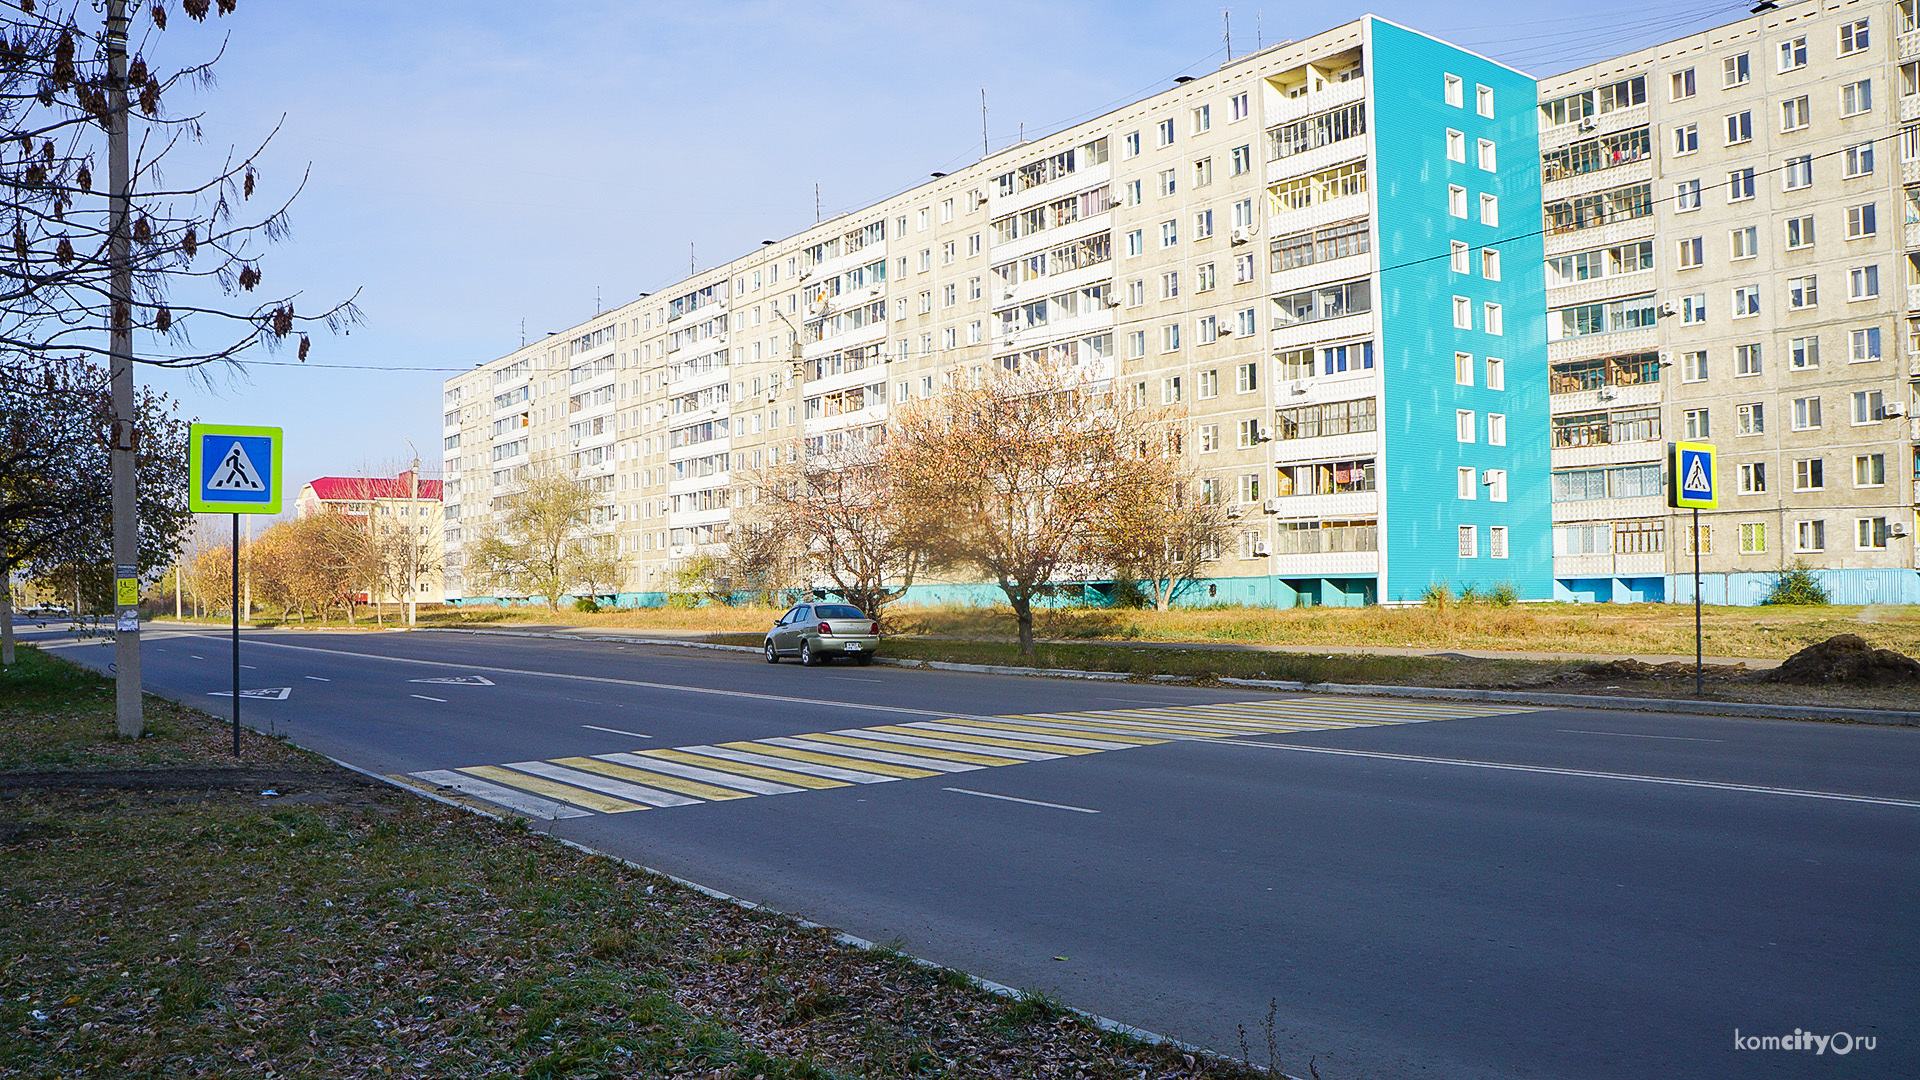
[814,605,867,620]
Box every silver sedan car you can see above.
[764,602,880,666]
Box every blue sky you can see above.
[135,0,1755,498]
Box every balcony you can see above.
[1901,28,1920,61]
[1909,284,1920,312]
[1904,93,1920,123]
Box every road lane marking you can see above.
[765,736,983,773]
[612,750,818,793]
[304,676,330,682]
[943,787,1099,814]
[460,765,648,813]
[1555,729,1723,743]
[501,761,700,808]
[582,724,653,739]
[410,694,447,703]
[639,748,850,789]
[806,731,1024,766]
[1233,743,1920,808]
[848,728,1062,761]
[943,718,1163,745]
[913,720,1148,750]
[897,723,1104,755]
[677,745,901,784]
[719,741,940,779]
[555,756,758,800]
[408,770,592,820]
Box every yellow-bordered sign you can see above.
[188,423,283,514]
[1669,441,1716,509]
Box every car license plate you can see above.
[845,643,862,651]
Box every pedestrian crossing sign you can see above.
[189,423,282,513]
[1669,441,1716,509]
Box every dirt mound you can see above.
[1759,634,1920,687]
[1568,658,1746,681]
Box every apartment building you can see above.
[294,471,446,602]
[441,17,1550,609]
[1540,0,1920,604]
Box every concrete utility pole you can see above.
[106,0,143,737]
[406,447,420,627]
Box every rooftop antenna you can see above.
[1224,10,1232,62]
[595,285,602,315]
[814,183,822,223]
[519,318,526,347]
[689,242,695,275]
[981,88,989,157]
[1257,9,1263,51]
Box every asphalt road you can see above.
[26,620,1919,1080]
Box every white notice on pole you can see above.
[208,441,267,492]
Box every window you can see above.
[1477,85,1494,117]
[1194,158,1213,188]
[1674,179,1702,212]
[1671,68,1696,100]
[1488,470,1507,502]
[1740,523,1767,554]
[1847,203,1877,238]
[1683,524,1712,557]
[1317,340,1374,374]
[1196,262,1217,292]
[1237,418,1261,448]
[1785,216,1814,250]
[1488,412,1506,444]
[1678,237,1704,269]
[1458,525,1479,558]
[1857,517,1891,550]
[1489,526,1508,558]
[1673,124,1699,155]
[1447,129,1466,162]
[1445,74,1464,107]
[1852,389,1885,423]
[1796,520,1826,552]
[1732,285,1760,317]
[1450,240,1470,273]
[1191,104,1211,133]
[1839,18,1870,56]
[1231,91,1250,121]
[1479,194,1499,226]
[1160,271,1179,299]
[1728,168,1755,202]
[1736,402,1765,435]
[1123,131,1140,157]
[1161,323,1181,352]
[1736,342,1763,376]
[1781,97,1810,131]
[1453,296,1472,329]
[942,241,956,266]
[1788,276,1818,309]
[1555,294,1659,338]
[1854,453,1886,486]
[1126,279,1145,307]
[1684,408,1710,439]
[1478,139,1496,171]
[1197,369,1219,399]
[1848,264,1880,300]
[1231,144,1252,175]
[1843,142,1875,177]
[1158,169,1177,197]
[1455,351,1474,385]
[1739,462,1767,493]
[1448,185,1467,217]
[1841,80,1872,117]
[1731,225,1758,259]
[1127,330,1147,358]
[1681,350,1709,382]
[1850,326,1882,362]
[1162,375,1183,404]
[1197,315,1219,344]
[1160,220,1178,248]
[1126,229,1144,257]
[1725,111,1752,145]
[1199,424,1220,453]
[1794,458,1825,490]
[1236,362,1258,393]
[1484,303,1503,335]
[1239,474,1260,503]
[1232,198,1255,230]
[1724,53,1750,87]
[1791,396,1822,429]
[1237,307,1257,336]
[1779,36,1808,71]
[1158,118,1175,146]
[1457,467,1477,500]
[1193,209,1215,240]
[1456,409,1476,443]
[1482,249,1501,280]
[1486,357,1504,391]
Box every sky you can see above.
[130,0,1759,504]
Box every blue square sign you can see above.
[189,424,282,513]
[1669,441,1716,509]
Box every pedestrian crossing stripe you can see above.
[402,697,1539,820]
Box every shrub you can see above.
[1763,561,1831,606]
[1420,582,1451,610]
[1456,584,1482,606]
[572,597,601,613]
[1487,581,1520,607]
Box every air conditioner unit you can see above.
[1578,118,1597,132]
[1882,401,1907,418]
[1262,498,1283,513]
[1482,470,1497,485]
[1891,523,1910,538]
[1597,388,1617,401]
[1230,226,1255,244]
[1658,302,1677,317]
[1290,380,1310,395]
[1252,539,1271,556]
[1226,505,1245,519]
[1106,297,1123,308]
[1255,425,1273,443]
[1219,324,1235,336]
[799,270,814,281]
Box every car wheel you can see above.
[764,640,780,664]
[800,641,822,666]
[855,654,875,666]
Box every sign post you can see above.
[189,424,282,755]
[1669,441,1717,696]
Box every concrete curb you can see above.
[413,626,1920,726]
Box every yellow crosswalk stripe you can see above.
[553,756,754,801]
[888,723,1103,755]
[718,741,939,779]
[461,765,648,813]
[921,720,1143,750]
[800,732,1023,766]
[943,718,1164,745]
[1029,712,1262,737]
[638,747,850,789]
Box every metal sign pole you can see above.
[232,511,241,756]
[1693,505,1702,697]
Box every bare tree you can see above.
[760,440,926,620]
[889,362,1160,656]
[465,471,607,612]
[1098,438,1230,612]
